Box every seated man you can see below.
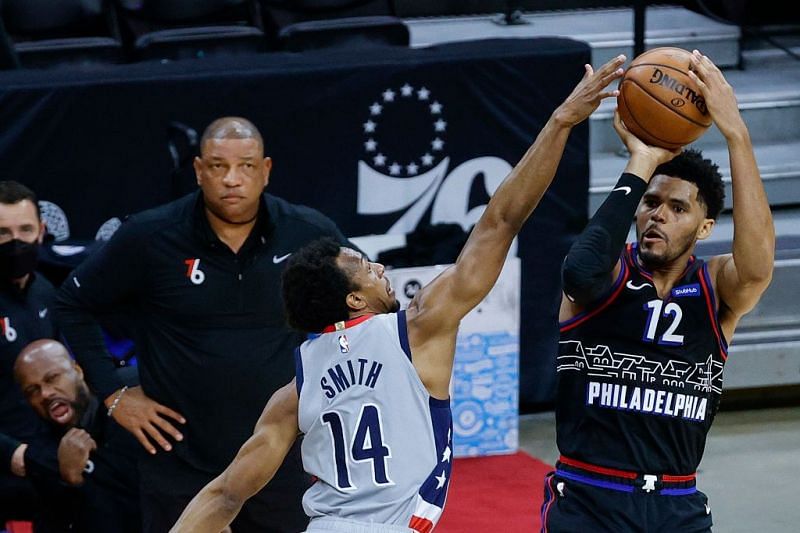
[14,339,141,533]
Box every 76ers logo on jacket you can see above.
[1,317,18,342]
[184,258,206,285]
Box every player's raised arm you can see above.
[688,50,774,334]
[170,381,300,533]
[409,55,626,329]
[559,112,681,319]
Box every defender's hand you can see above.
[553,54,626,127]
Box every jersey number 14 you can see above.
[322,404,393,490]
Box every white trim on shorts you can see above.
[304,516,414,532]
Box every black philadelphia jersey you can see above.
[557,243,728,475]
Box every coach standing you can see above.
[54,117,352,533]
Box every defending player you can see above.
[170,54,628,533]
[543,50,774,531]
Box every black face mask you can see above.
[0,239,39,281]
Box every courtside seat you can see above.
[0,0,124,69]
[260,0,396,49]
[278,15,408,51]
[115,0,267,62]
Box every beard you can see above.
[390,299,401,313]
[71,385,92,424]
[638,231,696,268]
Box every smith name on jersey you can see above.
[295,311,453,533]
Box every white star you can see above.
[421,153,434,166]
[382,89,396,102]
[430,101,443,114]
[435,470,447,489]
[389,162,401,175]
[400,83,414,97]
[406,162,419,175]
[373,153,386,166]
[431,138,445,151]
[434,119,447,132]
[417,87,430,100]
[365,138,377,152]
[370,102,383,116]
[442,446,451,463]
[363,120,376,133]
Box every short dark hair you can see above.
[282,237,357,333]
[0,180,40,218]
[653,148,725,220]
[200,116,263,154]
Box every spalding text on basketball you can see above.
[648,68,708,115]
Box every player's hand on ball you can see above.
[613,110,681,167]
[688,50,746,139]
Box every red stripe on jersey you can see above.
[560,260,630,333]
[409,515,434,533]
[662,473,698,482]
[321,314,375,333]
[541,473,557,533]
[697,265,728,361]
[559,455,696,482]
[559,455,638,479]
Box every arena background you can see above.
[2,1,799,532]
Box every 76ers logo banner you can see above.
[356,83,512,234]
[1,38,592,405]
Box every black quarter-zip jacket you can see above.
[0,273,56,466]
[55,191,350,474]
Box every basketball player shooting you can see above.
[170,54,627,533]
[544,50,774,531]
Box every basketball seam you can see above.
[622,77,710,128]
[619,86,682,148]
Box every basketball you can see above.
[617,47,712,150]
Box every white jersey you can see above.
[295,311,452,532]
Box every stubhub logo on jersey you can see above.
[356,84,513,234]
[671,283,701,298]
[387,260,521,458]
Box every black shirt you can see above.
[556,243,728,475]
[24,393,141,533]
[55,191,350,473]
[0,273,57,464]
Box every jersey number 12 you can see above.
[643,299,684,345]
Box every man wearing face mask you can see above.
[0,180,58,527]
